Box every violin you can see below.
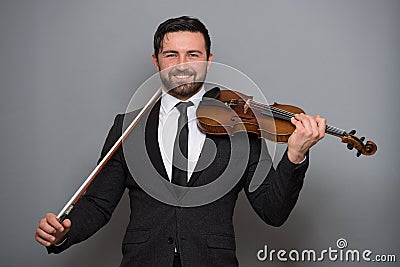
[196,87,377,157]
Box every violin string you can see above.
[247,100,346,136]
[250,101,346,136]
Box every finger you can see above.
[291,115,303,130]
[301,114,323,138]
[36,227,56,244]
[46,213,64,232]
[39,218,56,235]
[35,234,52,247]
[307,115,320,138]
[62,219,71,230]
[296,113,313,133]
[315,115,327,138]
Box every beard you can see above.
[159,66,207,99]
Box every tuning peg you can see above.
[347,143,354,150]
[360,137,365,142]
[349,129,356,135]
[356,150,362,157]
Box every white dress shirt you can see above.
[158,88,206,182]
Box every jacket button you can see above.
[168,237,174,244]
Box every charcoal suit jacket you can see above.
[48,100,309,267]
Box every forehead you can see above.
[161,31,206,52]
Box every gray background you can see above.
[0,0,399,266]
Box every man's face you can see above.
[152,31,213,100]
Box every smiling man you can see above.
[153,31,213,100]
[35,16,326,266]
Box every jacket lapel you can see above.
[187,135,229,187]
[144,100,169,181]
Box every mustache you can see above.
[169,69,196,77]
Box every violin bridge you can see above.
[244,99,251,114]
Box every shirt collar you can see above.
[160,86,205,114]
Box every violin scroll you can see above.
[341,129,377,157]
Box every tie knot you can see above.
[175,101,194,114]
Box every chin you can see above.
[169,82,203,98]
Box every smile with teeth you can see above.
[173,74,193,82]
[173,74,193,80]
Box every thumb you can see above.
[53,218,71,244]
[62,219,71,230]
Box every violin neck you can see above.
[249,100,347,138]
[325,125,347,137]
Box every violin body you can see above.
[197,88,377,157]
[197,90,301,143]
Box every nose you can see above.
[176,55,189,69]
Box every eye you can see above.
[188,53,200,58]
[164,53,177,58]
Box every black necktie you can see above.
[171,101,193,186]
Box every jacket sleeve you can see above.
[48,114,127,254]
[244,137,309,227]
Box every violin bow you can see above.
[56,89,162,221]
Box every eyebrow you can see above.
[161,50,204,55]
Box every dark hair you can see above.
[153,16,211,60]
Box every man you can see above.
[35,16,326,266]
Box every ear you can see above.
[151,54,160,71]
[206,53,214,71]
